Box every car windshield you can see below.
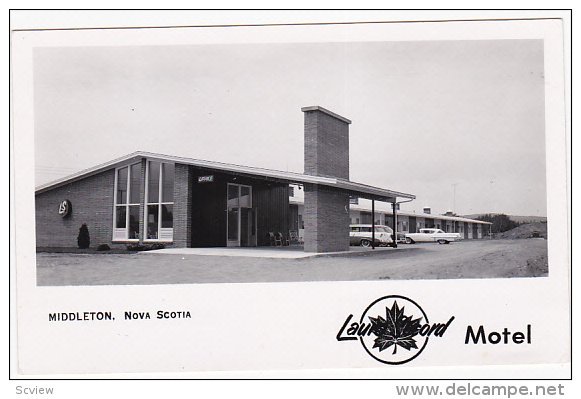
[375,227,392,233]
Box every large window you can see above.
[360,212,372,224]
[145,161,174,241]
[113,163,141,241]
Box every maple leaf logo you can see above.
[368,301,423,355]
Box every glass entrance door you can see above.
[227,183,253,247]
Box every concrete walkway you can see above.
[140,246,400,259]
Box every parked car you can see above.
[396,232,407,244]
[350,224,394,247]
[405,228,462,244]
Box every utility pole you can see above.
[452,183,459,213]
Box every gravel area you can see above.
[36,239,549,286]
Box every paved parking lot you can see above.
[36,239,548,286]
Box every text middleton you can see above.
[49,311,113,321]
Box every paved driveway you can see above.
[36,239,548,286]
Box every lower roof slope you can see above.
[35,151,415,202]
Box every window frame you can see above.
[112,162,142,242]
[144,160,175,242]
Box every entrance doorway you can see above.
[227,183,257,247]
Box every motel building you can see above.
[36,106,490,253]
[36,106,420,253]
[289,191,492,242]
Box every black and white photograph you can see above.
[33,38,548,286]
[10,11,571,379]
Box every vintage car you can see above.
[396,232,407,244]
[405,228,462,244]
[349,224,394,247]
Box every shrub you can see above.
[126,243,165,252]
[476,214,520,233]
[126,243,146,252]
[97,244,111,251]
[77,224,90,249]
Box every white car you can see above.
[350,224,394,247]
[405,228,462,244]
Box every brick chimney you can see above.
[302,106,351,253]
[303,106,351,179]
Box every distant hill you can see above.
[463,214,547,224]
[496,222,548,239]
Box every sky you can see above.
[34,39,546,216]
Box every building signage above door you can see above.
[198,175,214,183]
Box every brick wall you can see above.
[303,108,350,179]
[36,160,190,249]
[35,170,117,248]
[173,163,193,248]
[304,184,350,252]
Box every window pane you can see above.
[148,161,160,203]
[227,184,239,208]
[116,206,126,228]
[147,205,159,239]
[227,208,239,240]
[239,186,251,208]
[129,163,141,204]
[161,163,174,203]
[161,204,173,228]
[116,167,128,204]
[128,206,140,239]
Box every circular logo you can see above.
[58,199,71,217]
[359,295,429,365]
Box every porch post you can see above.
[371,199,375,249]
[392,201,398,248]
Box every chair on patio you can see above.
[277,232,290,246]
[289,230,300,245]
[268,232,282,247]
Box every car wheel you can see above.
[437,239,448,244]
[360,239,371,247]
[405,237,414,244]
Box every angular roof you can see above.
[35,151,415,202]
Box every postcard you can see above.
[10,12,571,378]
